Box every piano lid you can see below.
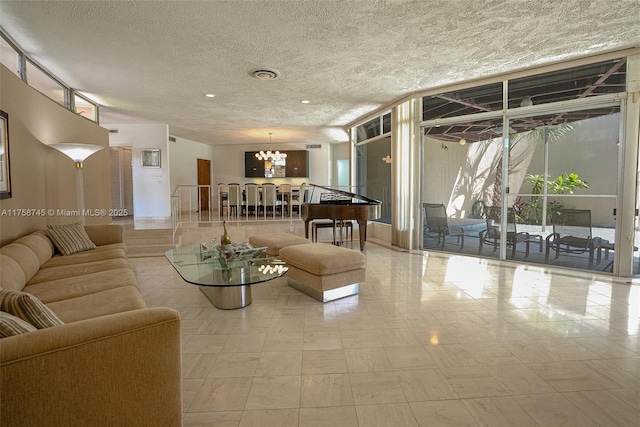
[305,184,381,205]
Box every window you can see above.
[26,59,68,107]
[419,57,626,273]
[74,92,98,122]
[2,29,100,120]
[0,36,20,77]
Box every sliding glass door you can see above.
[419,57,630,274]
[505,108,621,271]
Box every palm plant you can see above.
[491,122,576,210]
[520,172,589,224]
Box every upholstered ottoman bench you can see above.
[278,243,365,302]
[248,233,311,256]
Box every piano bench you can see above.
[279,243,365,303]
[248,233,311,256]
[311,220,353,245]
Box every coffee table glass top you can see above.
[165,245,288,287]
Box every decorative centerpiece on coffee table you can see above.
[199,236,220,261]
[217,242,267,268]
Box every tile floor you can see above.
[130,241,640,427]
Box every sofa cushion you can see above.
[24,268,139,304]
[0,254,27,291]
[46,222,96,256]
[28,258,131,285]
[0,290,64,329]
[46,286,147,323]
[14,231,55,266]
[0,311,38,337]
[0,243,41,288]
[41,247,127,269]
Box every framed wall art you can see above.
[0,110,11,199]
[141,148,161,168]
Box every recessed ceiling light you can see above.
[204,93,216,98]
[300,100,310,104]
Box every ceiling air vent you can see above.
[169,136,176,142]
[250,68,280,81]
[306,144,321,149]
[108,129,118,133]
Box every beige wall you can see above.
[0,65,110,245]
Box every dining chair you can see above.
[244,183,261,218]
[291,182,306,217]
[278,183,292,218]
[226,184,243,219]
[217,183,228,220]
[261,184,280,219]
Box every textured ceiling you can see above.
[1,1,639,146]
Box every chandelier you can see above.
[255,133,287,162]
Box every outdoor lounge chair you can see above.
[545,208,602,267]
[423,203,465,250]
[479,206,536,259]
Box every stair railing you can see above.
[171,184,216,242]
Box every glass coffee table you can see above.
[165,245,288,309]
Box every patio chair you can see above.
[545,208,602,267]
[479,206,534,258]
[423,203,465,250]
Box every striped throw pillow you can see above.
[0,311,38,337]
[0,290,64,329]
[46,222,96,255]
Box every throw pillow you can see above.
[46,222,96,255]
[0,290,64,329]
[0,311,38,337]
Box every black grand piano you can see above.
[301,184,381,251]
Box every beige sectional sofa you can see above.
[0,225,182,427]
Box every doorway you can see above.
[197,158,211,212]
[109,147,133,216]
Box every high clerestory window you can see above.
[0,29,100,123]
[0,35,20,78]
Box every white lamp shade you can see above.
[49,143,104,162]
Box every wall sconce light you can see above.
[49,143,104,225]
[459,138,467,146]
[381,155,392,164]
[441,144,448,151]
